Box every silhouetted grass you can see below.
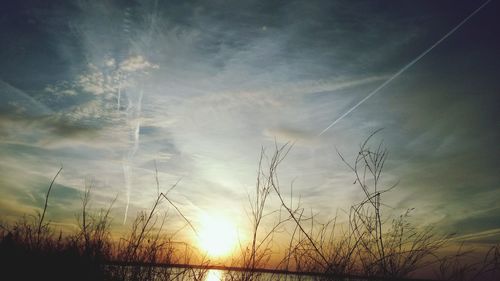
[0,132,498,281]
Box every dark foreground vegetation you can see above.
[1,132,498,281]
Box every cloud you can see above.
[451,228,500,244]
[0,114,99,145]
[0,0,498,250]
[0,80,53,117]
[120,55,159,73]
[0,163,82,221]
[263,127,315,143]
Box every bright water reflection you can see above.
[202,269,331,281]
[115,266,369,281]
[204,269,223,281]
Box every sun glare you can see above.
[198,213,238,258]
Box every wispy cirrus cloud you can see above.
[0,0,499,248]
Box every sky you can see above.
[1,0,499,250]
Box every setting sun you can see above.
[198,213,238,258]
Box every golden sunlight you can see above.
[198,213,238,258]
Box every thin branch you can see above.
[37,165,63,241]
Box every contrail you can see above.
[122,89,143,224]
[0,80,53,115]
[121,1,156,224]
[318,0,491,136]
[130,90,143,159]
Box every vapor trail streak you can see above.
[122,89,144,224]
[318,0,491,136]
